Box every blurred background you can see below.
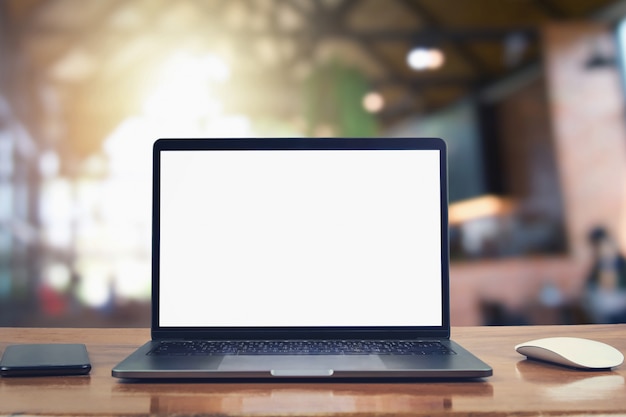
[2,0,626,327]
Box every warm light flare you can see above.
[362,91,385,113]
[449,195,515,225]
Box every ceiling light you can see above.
[407,48,445,71]
[584,39,615,70]
[362,92,385,113]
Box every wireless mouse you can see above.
[515,337,624,370]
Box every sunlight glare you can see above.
[142,52,230,121]
[88,51,255,302]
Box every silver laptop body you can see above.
[112,137,492,380]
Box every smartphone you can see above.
[0,344,91,377]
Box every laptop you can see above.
[112,137,492,380]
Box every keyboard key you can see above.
[148,340,456,356]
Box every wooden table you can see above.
[1,325,625,416]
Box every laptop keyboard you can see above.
[148,340,455,356]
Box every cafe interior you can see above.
[1,0,626,328]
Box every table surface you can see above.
[0,325,625,416]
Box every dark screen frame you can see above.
[151,137,451,340]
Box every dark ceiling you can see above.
[1,0,624,158]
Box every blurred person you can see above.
[583,226,626,323]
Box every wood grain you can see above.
[1,325,625,416]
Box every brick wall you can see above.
[450,22,626,326]
[543,22,626,260]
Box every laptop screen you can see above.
[155,139,447,329]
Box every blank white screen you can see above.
[159,149,442,327]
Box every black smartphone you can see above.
[0,344,91,377]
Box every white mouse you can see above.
[515,337,624,370]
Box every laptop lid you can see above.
[151,137,450,340]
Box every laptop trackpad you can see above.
[219,355,386,372]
